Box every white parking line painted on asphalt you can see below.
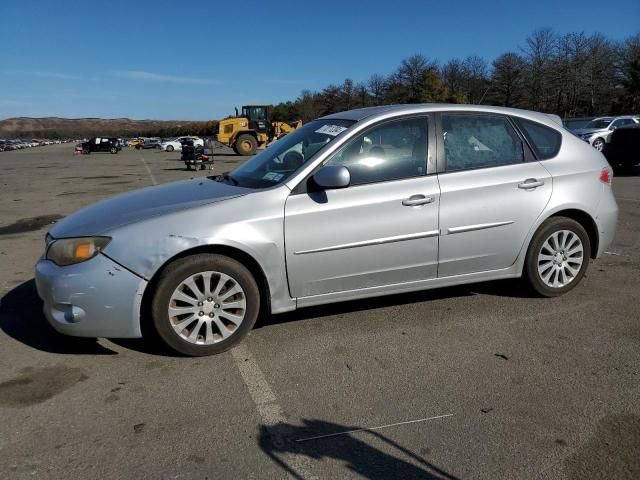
[139,155,158,185]
[231,343,286,427]
[231,343,316,478]
[295,414,454,443]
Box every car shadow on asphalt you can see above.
[0,278,534,356]
[0,280,117,355]
[258,419,460,480]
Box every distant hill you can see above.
[0,117,217,139]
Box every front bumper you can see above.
[35,254,147,338]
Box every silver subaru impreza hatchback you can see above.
[36,104,618,356]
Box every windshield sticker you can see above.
[315,124,348,136]
[262,172,285,181]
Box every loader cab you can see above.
[242,105,270,135]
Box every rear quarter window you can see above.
[512,117,562,160]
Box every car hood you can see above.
[573,128,606,135]
[49,178,251,237]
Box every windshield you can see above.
[243,106,267,121]
[226,119,355,188]
[585,118,612,129]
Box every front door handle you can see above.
[402,194,435,206]
[518,178,545,189]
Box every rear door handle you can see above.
[518,178,545,189]
[402,194,435,206]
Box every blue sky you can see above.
[1,0,639,120]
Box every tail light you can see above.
[599,167,612,184]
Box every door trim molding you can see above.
[294,230,440,255]
[446,220,514,235]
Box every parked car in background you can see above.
[135,138,162,150]
[602,124,640,174]
[36,104,618,356]
[573,116,640,151]
[160,136,204,152]
[564,117,595,131]
[76,137,121,154]
[127,138,144,148]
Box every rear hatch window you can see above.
[513,117,562,160]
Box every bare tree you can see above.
[396,54,438,102]
[367,74,387,105]
[522,28,557,110]
[442,59,468,103]
[490,52,525,107]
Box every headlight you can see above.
[46,237,111,266]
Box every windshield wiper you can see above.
[217,171,239,186]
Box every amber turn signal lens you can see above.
[74,242,93,260]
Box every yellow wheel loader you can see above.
[215,105,302,156]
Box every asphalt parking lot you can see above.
[0,143,638,479]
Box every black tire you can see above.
[110,147,117,154]
[235,134,258,156]
[166,145,174,152]
[525,217,591,297]
[151,254,260,356]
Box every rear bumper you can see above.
[35,254,146,338]
[594,187,618,258]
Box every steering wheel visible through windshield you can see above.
[224,119,355,188]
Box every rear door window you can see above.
[441,114,524,172]
[513,117,562,160]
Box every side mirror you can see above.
[313,165,350,189]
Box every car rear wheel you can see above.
[110,147,117,154]
[151,254,260,356]
[166,145,174,152]
[592,137,605,151]
[525,217,590,297]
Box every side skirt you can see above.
[295,265,520,309]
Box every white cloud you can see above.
[33,71,81,80]
[112,70,217,85]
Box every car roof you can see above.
[319,104,564,128]
[593,116,638,121]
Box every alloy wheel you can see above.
[168,271,247,345]
[593,138,604,151]
[537,230,584,288]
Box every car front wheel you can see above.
[235,134,258,156]
[525,217,591,297]
[166,145,174,152]
[151,254,260,356]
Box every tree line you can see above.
[1,119,218,140]
[272,29,640,122]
